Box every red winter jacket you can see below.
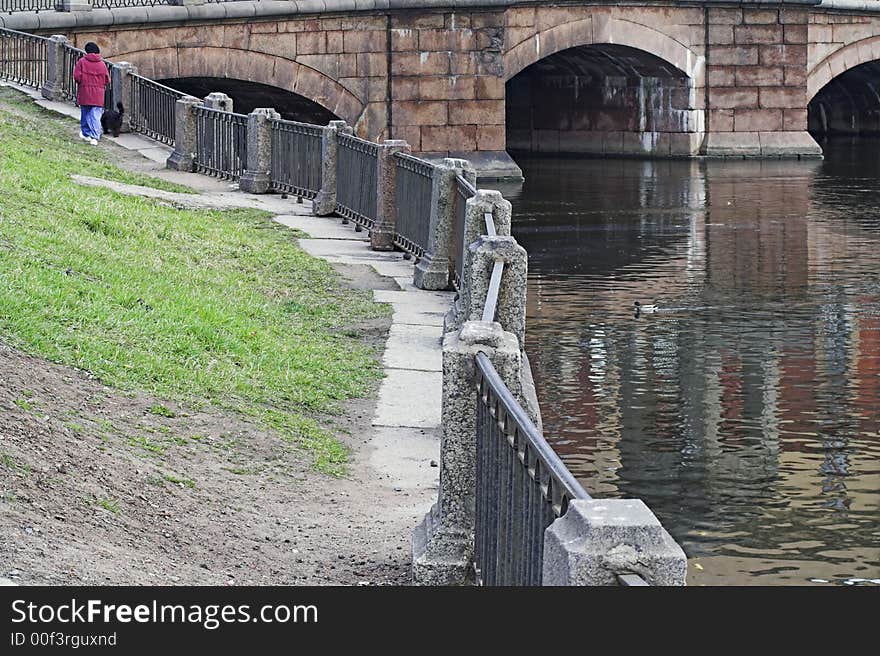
[73,53,110,107]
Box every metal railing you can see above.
[1,0,56,13]
[393,152,434,258]
[475,351,591,586]
[452,174,476,289]
[2,20,659,587]
[60,43,82,102]
[0,27,47,88]
[336,133,378,229]
[128,73,183,145]
[91,0,169,8]
[270,117,322,199]
[470,209,650,587]
[2,0,262,9]
[193,105,248,180]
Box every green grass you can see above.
[13,398,33,410]
[147,404,175,418]
[163,473,196,489]
[95,497,120,514]
[0,88,389,475]
[0,87,192,194]
[128,436,166,457]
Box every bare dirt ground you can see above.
[0,325,422,585]
[0,124,431,586]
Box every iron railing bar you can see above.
[617,573,650,586]
[129,73,185,98]
[484,212,496,236]
[474,352,590,503]
[482,260,505,323]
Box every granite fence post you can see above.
[166,95,201,172]
[413,158,476,291]
[240,108,280,194]
[201,92,233,175]
[543,499,687,586]
[40,35,68,102]
[412,321,522,586]
[371,140,411,251]
[450,190,513,333]
[313,120,351,216]
[463,236,527,347]
[203,91,232,113]
[109,62,136,134]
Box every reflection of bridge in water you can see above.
[507,154,880,583]
[6,1,880,179]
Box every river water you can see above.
[501,139,880,586]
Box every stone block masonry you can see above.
[24,0,880,174]
[704,6,821,158]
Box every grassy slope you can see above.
[0,87,387,474]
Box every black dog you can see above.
[101,102,124,137]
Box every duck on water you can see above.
[634,301,657,318]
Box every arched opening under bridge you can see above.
[505,44,702,159]
[159,77,340,125]
[808,60,880,137]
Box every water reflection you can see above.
[506,145,880,585]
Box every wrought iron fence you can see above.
[452,174,476,289]
[1,0,56,13]
[194,105,248,180]
[0,27,47,88]
[60,43,81,102]
[91,0,168,7]
[1,0,262,9]
[269,118,322,199]
[393,152,434,258]
[474,351,591,586]
[467,205,650,586]
[128,73,184,146]
[336,133,378,229]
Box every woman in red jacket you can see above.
[73,42,110,145]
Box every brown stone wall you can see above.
[70,14,389,139]
[58,1,879,162]
[67,3,709,158]
[389,11,506,156]
[707,6,809,136]
[503,5,706,89]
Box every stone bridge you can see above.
[5,0,880,179]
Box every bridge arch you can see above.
[503,17,704,87]
[807,36,880,103]
[503,17,704,157]
[807,37,880,136]
[112,46,366,127]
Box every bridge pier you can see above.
[701,4,822,159]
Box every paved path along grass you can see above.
[0,83,445,584]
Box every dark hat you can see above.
[84,42,100,54]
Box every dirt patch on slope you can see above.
[0,337,415,586]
